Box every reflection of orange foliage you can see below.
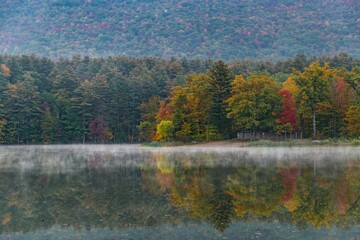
[337,194,347,214]
[170,176,213,219]
[278,167,300,212]
[157,171,174,192]
[2,213,11,225]
[336,176,350,215]
[279,167,298,203]
[141,152,176,195]
[333,161,360,215]
[155,153,175,191]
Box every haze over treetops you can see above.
[1,0,359,59]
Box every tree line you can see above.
[0,54,359,144]
[143,60,360,142]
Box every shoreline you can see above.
[0,139,359,148]
[144,139,360,148]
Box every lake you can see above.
[0,145,359,239]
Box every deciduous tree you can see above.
[276,89,297,135]
[295,62,332,138]
[345,105,360,136]
[156,120,174,141]
[227,74,282,137]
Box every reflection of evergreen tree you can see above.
[208,188,234,232]
[161,157,237,232]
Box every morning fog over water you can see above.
[0,145,359,239]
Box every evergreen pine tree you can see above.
[207,61,234,138]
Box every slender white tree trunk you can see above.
[313,111,316,139]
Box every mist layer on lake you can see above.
[0,145,359,173]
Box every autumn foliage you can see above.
[276,89,297,133]
[0,55,359,144]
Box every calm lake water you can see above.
[0,145,359,239]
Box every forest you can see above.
[1,0,359,59]
[0,53,359,144]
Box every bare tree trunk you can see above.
[83,115,86,144]
[313,111,316,139]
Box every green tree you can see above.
[164,73,215,142]
[51,67,81,143]
[52,66,78,99]
[316,74,356,138]
[295,62,332,139]
[40,103,56,143]
[4,73,41,143]
[226,74,282,137]
[138,96,163,142]
[0,119,6,143]
[183,74,213,141]
[345,105,360,136]
[207,61,234,138]
[137,121,153,142]
[74,80,96,143]
[156,120,174,141]
[344,67,360,97]
[0,65,10,119]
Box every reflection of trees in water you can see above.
[143,153,360,232]
[0,151,359,234]
[141,153,236,232]
[292,170,338,229]
[289,160,360,229]
[207,188,234,232]
[0,169,186,234]
[227,165,284,217]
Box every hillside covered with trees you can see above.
[1,0,359,59]
[0,54,359,144]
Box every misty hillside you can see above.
[1,0,359,59]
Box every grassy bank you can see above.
[143,139,360,147]
[244,139,360,147]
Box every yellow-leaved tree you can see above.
[295,62,332,139]
[345,105,360,136]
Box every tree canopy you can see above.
[0,54,359,144]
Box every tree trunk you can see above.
[83,115,86,144]
[313,111,316,139]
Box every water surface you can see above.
[0,145,359,239]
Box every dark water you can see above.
[0,145,359,239]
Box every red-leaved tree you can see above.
[276,89,297,133]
